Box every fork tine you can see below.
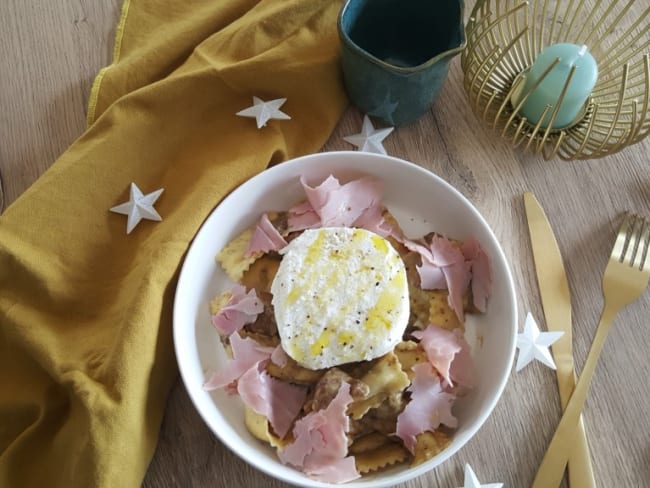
[636,216,650,271]
[613,212,634,263]
[626,214,642,266]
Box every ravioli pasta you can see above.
[412,430,452,467]
[244,406,289,450]
[354,441,410,474]
[216,228,262,282]
[348,352,410,420]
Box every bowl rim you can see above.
[173,150,518,487]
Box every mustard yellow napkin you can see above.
[0,0,347,486]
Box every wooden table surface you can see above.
[2,1,649,487]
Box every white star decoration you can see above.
[368,91,400,125]
[516,312,564,372]
[343,115,394,155]
[236,96,291,128]
[110,182,164,234]
[459,464,503,488]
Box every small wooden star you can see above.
[515,312,564,372]
[236,97,291,128]
[110,182,163,234]
[343,115,394,155]
[458,464,503,488]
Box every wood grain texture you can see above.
[1,1,649,487]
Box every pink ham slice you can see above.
[449,329,476,389]
[317,176,383,227]
[352,203,396,238]
[287,200,321,232]
[287,176,341,233]
[413,324,475,389]
[395,363,457,453]
[415,259,447,290]
[211,285,264,336]
[396,236,445,289]
[461,238,492,312]
[278,382,360,483]
[202,332,274,392]
[428,236,471,322]
[245,213,288,256]
[287,175,391,237]
[440,260,472,323]
[407,234,492,322]
[204,333,305,439]
[412,325,462,386]
[270,344,289,367]
[237,362,307,438]
[301,174,341,211]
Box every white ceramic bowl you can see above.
[173,151,517,487]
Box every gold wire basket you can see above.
[461,0,650,160]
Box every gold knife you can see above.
[523,192,596,488]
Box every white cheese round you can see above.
[270,227,409,370]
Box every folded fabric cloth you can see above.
[0,0,347,486]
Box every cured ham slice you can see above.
[246,213,288,256]
[301,174,341,211]
[211,285,264,336]
[287,200,321,232]
[237,363,307,438]
[270,344,289,367]
[412,325,462,386]
[449,329,476,389]
[428,235,465,266]
[287,177,340,233]
[413,324,475,389]
[461,238,492,312]
[317,176,383,227]
[428,236,471,321]
[406,234,490,322]
[202,332,274,392]
[415,259,447,290]
[440,260,472,323]
[278,382,360,483]
[395,363,457,453]
[352,204,396,238]
[287,175,387,235]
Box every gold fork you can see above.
[532,212,650,488]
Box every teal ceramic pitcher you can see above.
[338,0,466,127]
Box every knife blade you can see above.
[523,192,596,488]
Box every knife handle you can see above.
[568,415,596,488]
[555,367,596,487]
